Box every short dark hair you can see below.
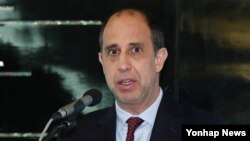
[99,8,165,53]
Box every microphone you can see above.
[51,88,102,121]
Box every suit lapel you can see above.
[92,106,116,141]
[150,92,182,141]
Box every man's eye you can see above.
[132,47,142,53]
[108,49,119,55]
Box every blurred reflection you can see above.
[179,0,250,124]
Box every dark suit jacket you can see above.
[60,91,224,141]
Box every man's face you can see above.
[98,11,167,112]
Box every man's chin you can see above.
[117,96,142,105]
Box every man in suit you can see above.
[61,8,223,141]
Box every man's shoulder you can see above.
[161,91,225,124]
[60,107,113,140]
[82,107,111,120]
[179,102,225,124]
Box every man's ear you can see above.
[155,48,168,72]
[98,52,103,65]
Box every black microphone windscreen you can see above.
[84,88,102,106]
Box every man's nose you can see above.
[117,53,131,71]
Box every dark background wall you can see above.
[0,0,249,140]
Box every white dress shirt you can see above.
[115,88,163,141]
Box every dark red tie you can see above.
[126,117,144,141]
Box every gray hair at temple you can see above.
[99,8,166,54]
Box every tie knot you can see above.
[126,117,144,132]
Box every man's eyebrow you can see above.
[102,42,144,52]
[103,44,118,51]
[129,42,144,47]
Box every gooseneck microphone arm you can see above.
[42,119,77,141]
[38,88,102,141]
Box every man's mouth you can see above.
[117,78,137,90]
[119,79,135,85]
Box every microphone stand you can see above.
[43,119,76,141]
